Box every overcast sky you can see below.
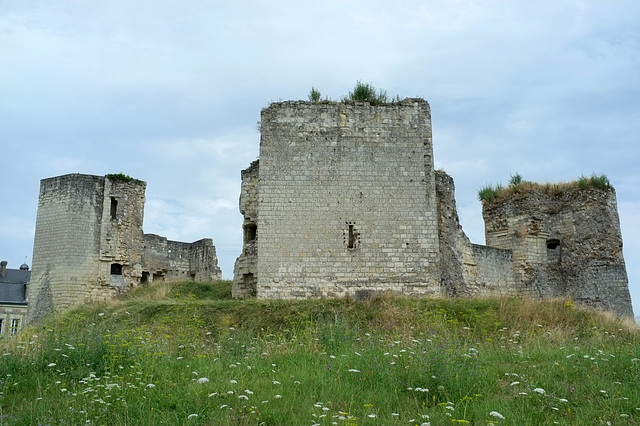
[1,1,638,316]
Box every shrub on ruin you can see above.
[308,87,322,102]
[342,81,389,105]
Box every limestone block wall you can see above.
[28,174,107,322]
[28,173,221,323]
[435,170,516,296]
[253,100,441,299]
[483,187,632,316]
[232,161,259,297]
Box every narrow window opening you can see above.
[110,197,118,220]
[348,224,355,249]
[244,223,257,243]
[110,263,123,275]
[0,319,3,335]
[546,239,562,264]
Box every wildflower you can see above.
[391,413,399,416]
[146,384,155,388]
[197,377,209,384]
[348,369,361,373]
[208,392,217,397]
[47,363,56,367]
[230,379,238,384]
[490,411,505,419]
[533,388,545,394]
[368,414,376,418]
[238,395,249,400]
[187,414,198,419]
[275,394,282,399]
[510,381,520,386]
[220,404,228,409]
[273,380,281,385]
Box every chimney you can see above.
[1,261,7,277]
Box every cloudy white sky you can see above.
[1,1,638,316]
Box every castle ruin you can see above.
[27,174,221,323]
[233,99,633,317]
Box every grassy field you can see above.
[1,281,638,425]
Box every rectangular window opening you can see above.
[348,224,355,249]
[110,197,118,220]
[10,319,20,336]
[111,263,123,275]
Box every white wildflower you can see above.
[146,383,155,388]
[367,414,376,418]
[197,377,209,384]
[187,414,198,419]
[273,380,281,385]
[348,369,360,373]
[490,411,505,419]
[533,388,545,394]
[238,395,249,400]
[275,394,282,399]
[47,363,56,367]
[230,379,237,384]
[510,381,520,386]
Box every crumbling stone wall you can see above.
[483,187,632,317]
[233,99,633,317]
[232,161,259,298]
[27,174,221,322]
[235,100,442,299]
[435,171,517,296]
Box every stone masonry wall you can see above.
[232,161,259,298]
[435,170,517,296]
[483,187,633,317]
[28,175,106,322]
[253,100,441,298]
[28,174,221,322]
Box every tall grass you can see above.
[1,282,638,425]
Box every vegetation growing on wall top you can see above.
[478,173,612,203]
[106,173,142,183]
[305,81,402,105]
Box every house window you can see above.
[10,319,20,336]
[111,263,123,275]
[110,197,118,220]
[0,318,3,335]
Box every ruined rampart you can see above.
[233,99,633,317]
[27,174,221,322]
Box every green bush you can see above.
[342,81,389,105]
[589,173,611,189]
[308,87,322,102]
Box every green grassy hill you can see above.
[1,281,638,425]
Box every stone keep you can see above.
[27,174,222,322]
[234,99,633,317]
[235,99,442,299]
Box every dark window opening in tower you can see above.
[111,263,123,275]
[110,197,118,220]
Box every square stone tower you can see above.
[234,99,442,298]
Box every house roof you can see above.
[0,269,29,304]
